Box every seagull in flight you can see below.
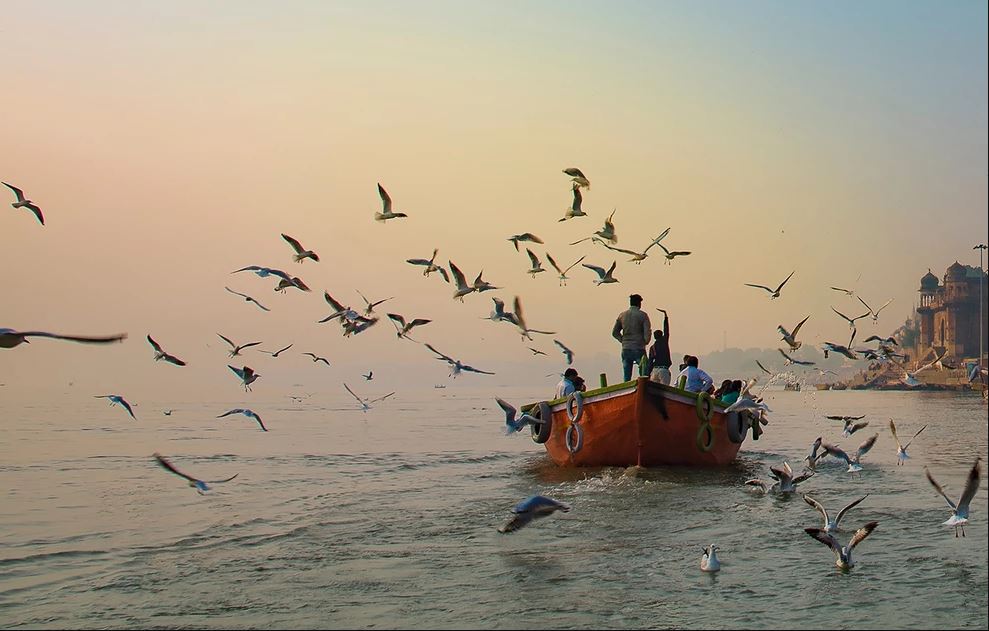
[745,271,795,299]
[925,457,981,537]
[830,286,856,297]
[387,313,432,340]
[496,398,544,434]
[153,453,238,494]
[2,182,44,225]
[572,210,618,245]
[563,167,590,189]
[559,184,587,221]
[745,461,813,495]
[357,290,393,316]
[840,419,869,438]
[217,408,268,431]
[362,371,373,381]
[217,334,262,358]
[822,329,859,360]
[582,261,619,285]
[228,365,260,391]
[889,419,926,465]
[778,315,810,351]
[528,347,547,356]
[554,339,575,365]
[856,296,894,324]
[778,348,815,366]
[425,343,495,377]
[94,394,137,419]
[655,242,691,265]
[1,328,126,349]
[231,266,292,282]
[804,436,825,469]
[498,495,570,533]
[302,352,331,365]
[755,359,775,376]
[513,296,555,341]
[825,414,866,422]
[343,383,394,412]
[546,253,585,286]
[224,286,270,312]
[261,343,293,357]
[449,260,477,301]
[508,233,544,252]
[318,291,360,324]
[803,494,869,534]
[821,434,878,472]
[831,306,871,329]
[472,270,500,293]
[525,249,546,278]
[375,183,408,222]
[406,248,449,282]
[281,233,319,263]
[146,335,186,366]
[590,229,670,264]
[274,276,311,293]
[481,297,520,326]
[804,521,878,570]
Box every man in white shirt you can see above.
[555,368,579,399]
[676,355,714,393]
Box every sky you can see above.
[1,1,986,397]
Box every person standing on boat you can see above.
[647,308,672,385]
[612,294,652,382]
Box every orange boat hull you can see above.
[535,378,755,467]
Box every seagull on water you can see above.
[778,315,810,352]
[745,271,795,299]
[261,343,293,357]
[449,260,477,301]
[803,494,869,534]
[375,183,408,222]
[745,461,812,495]
[406,248,449,282]
[153,453,238,494]
[281,233,319,263]
[387,313,432,340]
[804,521,878,570]
[582,261,619,285]
[94,394,137,419]
[498,495,570,533]
[228,365,260,391]
[146,335,186,366]
[559,184,587,221]
[302,352,331,366]
[525,249,546,278]
[546,253,586,286]
[856,296,894,324]
[0,328,126,349]
[821,434,878,472]
[889,419,926,465]
[2,182,44,225]
[513,296,555,341]
[563,167,590,189]
[925,457,981,537]
[425,343,494,378]
[496,398,544,434]
[217,408,268,431]
[217,334,262,358]
[554,339,575,365]
[700,544,721,572]
[224,286,270,312]
[508,233,544,252]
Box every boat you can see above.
[433,384,447,389]
[522,377,764,467]
[814,383,830,391]
[784,382,801,391]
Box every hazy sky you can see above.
[2,1,986,396]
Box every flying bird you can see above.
[387,313,432,340]
[572,210,618,245]
[804,521,878,570]
[804,436,825,469]
[528,347,547,356]
[343,383,394,412]
[153,453,238,493]
[554,339,575,365]
[94,394,137,419]
[224,286,270,312]
[889,419,926,465]
[261,343,293,357]
[856,296,894,323]
[559,184,587,221]
[656,242,691,265]
[146,335,186,366]
[745,271,795,299]
[525,249,546,277]
[280,233,319,263]
[546,253,586,287]
[582,261,619,285]
[925,457,981,537]
[217,408,268,431]
[778,348,815,366]
[496,398,543,434]
[831,306,871,329]
[498,495,570,533]
[563,167,590,189]
[507,233,544,252]
[830,286,856,296]
[482,297,519,327]
[755,359,775,376]
[745,461,813,495]
[362,371,373,381]
[513,296,555,341]
[700,544,721,572]
[449,260,477,301]
[228,365,260,391]
[424,343,495,377]
[217,334,262,358]
[2,181,44,225]
[778,315,810,351]
[822,329,859,360]
[841,419,869,438]
[302,352,331,365]
[356,290,393,316]
[472,270,500,293]
[826,414,866,422]
[231,266,292,281]
[318,291,360,324]
[406,248,449,282]
[803,494,869,534]
[274,276,311,293]
[821,434,878,472]
[375,183,408,222]
[0,328,126,349]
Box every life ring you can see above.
[726,412,747,444]
[695,422,715,452]
[695,392,714,421]
[530,401,552,444]
[566,422,584,455]
[566,392,584,423]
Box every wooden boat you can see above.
[523,377,764,467]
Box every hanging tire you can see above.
[695,392,714,421]
[566,392,584,423]
[566,422,584,455]
[530,401,553,444]
[726,412,747,444]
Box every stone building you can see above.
[915,262,989,363]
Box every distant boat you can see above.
[434,384,446,389]
[784,382,801,391]
[522,377,764,467]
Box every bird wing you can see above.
[924,467,958,510]
[582,263,606,278]
[521,232,543,243]
[744,479,768,492]
[2,181,26,202]
[834,495,869,529]
[239,342,263,351]
[18,331,127,345]
[830,286,852,294]
[227,365,245,379]
[513,296,527,331]
[424,343,456,364]
[745,283,773,293]
[370,392,395,403]
[377,183,392,214]
[164,353,186,366]
[461,365,495,375]
[216,409,243,418]
[606,260,617,276]
[774,270,796,293]
[792,470,815,485]
[153,453,198,483]
[406,258,432,266]
[874,298,894,315]
[276,344,293,355]
[408,318,431,329]
[119,398,136,419]
[563,167,586,179]
[668,251,691,257]
[545,252,564,275]
[526,249,541,269]
[435,267,450,283]
[571,184,583,212]
[822,443,852,464]
[958,458,982,512]
[386,313,407,329]
[804,528,840,557]
[903,424,927,450]
[791,315,810,337]
[342,383,363,403]
[599,242,640,257]
[281,233,305,255]
[848,521,878,550]
[856,433,878,460]
[217,334,236,349]
[856,295,874,314]
[206,473,239,484]
[146,335,163,353]
[778,348,794,362]
[831,306,854,323]
[323,291,346,313]
[888,419,902,450]
[756,360,773,375]
[224,286,249,299]
[802,494,830,527]
[863,335,883,344]
[449,260,469,288]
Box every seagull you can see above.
[387,313,432,340]
[424,343,495,377]
[153,453,238,494]
[449,260,477,301]
[2,182,44,225]
[525,249,546,277]
[146,335,186,366]
[342,315,379,337]
[498,495,570,533]
[745,270,795,299]
[406,248,449,282]
[261,343,293,357]
[545,253,586,287]
[528,347,547,357]
[805,436,825,469]
[841,419,869,438]
[826,414,866,422]
[472,270,500,293]
[228,365,260,391]
[274,276,311,293]
[700,544,721,572]
[343,383,394,412]
[590,228,671,265]
[778,315,810,351]
[0,328,126,349]
[746,461,813,495]
[821,434,878,472]
[217,408,268,431]
[280,233,319,263]
[508,233,544,252]
[231,266,292,281]
[554,339,575,365]
[856,296,894,324]
[892,350,946,386]
[889,419,926,465]
[559,184,587,221]
[513,296,556,341]
[563,167,590,189]
[496,398,544,434]
[822,329,859,360]
[830,286,856,296]
[582,261,619,285]
[363,371,373,381]
[778,348,815,366]
[375,183,408,222]
[302,352,331,365]
[572,210,618,245]
[224,286,270,312]
[925,457,981,537]
[318,291,360,324]
[755,359,775,376]
[94,394,137,419]
[831,306,871,329]
[803,494,869,534]
[217,334,262,358]
[481,297,517,325]
[804,521,878,570]
[162,409,173,416]
[655,242,691,265]
[357,290,393,316]
[863,335,897,347]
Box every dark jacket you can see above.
[648,312,671,368]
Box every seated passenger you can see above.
[675,356,714,394]
[714,379,732,398]
[555,368,580,399]
[720,380,741,405]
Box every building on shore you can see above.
[914,262,988,366]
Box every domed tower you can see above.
[916,269,939,355]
